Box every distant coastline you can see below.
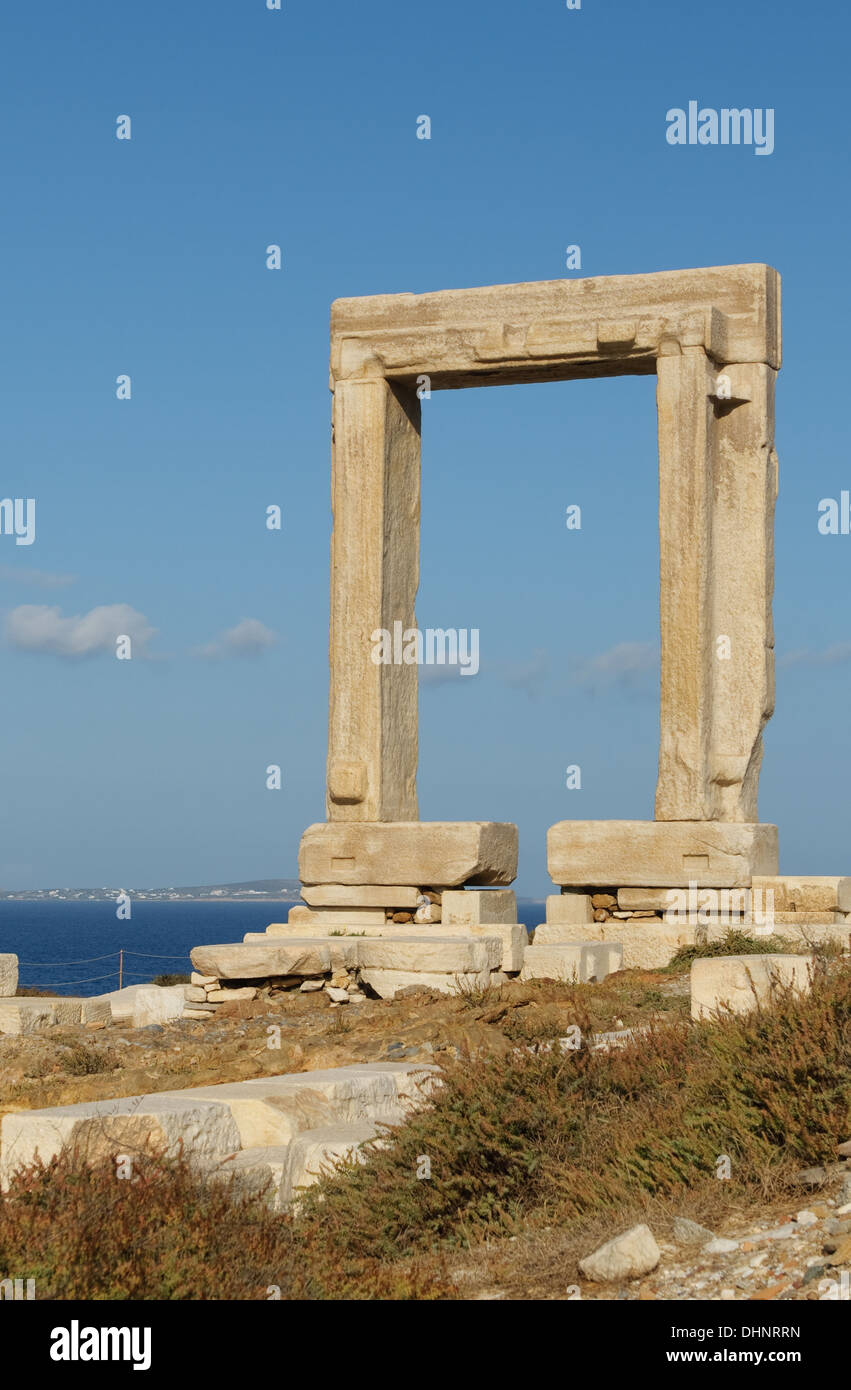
[0,878,302,904]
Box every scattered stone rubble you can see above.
[186,887,629,1009]
[577,1149,851,1301]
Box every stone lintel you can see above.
[330,265,780,386]
[547,820,778,888]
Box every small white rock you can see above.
[299,979,324,993]
[326,987,349,1003]
[795,1209,818,1227]
[578,1224,660,1283]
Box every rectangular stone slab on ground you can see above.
[0,994,110,1032]
[160,1063,436,1145]
[690,953,814,1020]
[0,999,58,1035]
[211,1122,384,1213]
[0,1095,243,1190]
[547,820,778,888]
[299,821,518,887]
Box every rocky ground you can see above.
[2,966,849,1303]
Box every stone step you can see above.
[158,1062,438,1147]
[0,1094,242,1190]
[519,942,623,984]
[220,1122,383,1211]
[0,1063,440,1199]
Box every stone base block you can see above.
[519,942,622,984]
[299,821,518,887]
[691,953,814,1020]
[441,889,517,926]
[547,820,778,888]
[534,918,696,970]
[0,955,18,996]
[359,968,504,999]
[546,893,594,925]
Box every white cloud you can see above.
[0,564,76,589]
[777,643,851,670]
[572,641,659,692]
[5,603,157,658]
[194,617,277,659]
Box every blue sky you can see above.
[0,0,848,896]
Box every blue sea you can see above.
[0,899,546,995]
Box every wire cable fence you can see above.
[14,948,192,992]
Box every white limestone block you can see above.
[354,934,501,973]
[299,820,518,887]
[159,1063,439,1148]
[301,885,421,909]
[358,968,502,999]
[691,953,814,1020]
[0,999,57,1036]
[519,942,622,984]
[0,1094,242,1190]
[441,890,517,927]
[547,820,778,888]
[545,893,594,925]
[190,942,332,980]
[0,955,19,996]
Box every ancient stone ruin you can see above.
[199,266,844,994]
